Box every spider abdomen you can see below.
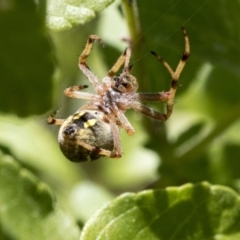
[58,110,113,162]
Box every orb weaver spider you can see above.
[48,27,190,162]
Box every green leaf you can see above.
[80,182,240,240]
[0,0,54,116]
[0,154,80,240]
[70,181,114,222]
[46,0,115,31]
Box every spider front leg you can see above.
[110,47,139,93]
[150,27,190,120]
[79,35,104,68]
[78,35,104,93]
[108,47,131,78]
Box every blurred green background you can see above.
[1,0,240,227]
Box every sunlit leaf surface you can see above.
[0,155,80,240]
[47,0,115,31]
[81,182,240,240]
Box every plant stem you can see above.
[121,0,147,91]
[121,0,141,43]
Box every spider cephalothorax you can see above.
[48,27,190,162]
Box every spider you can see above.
[48,27,190,162]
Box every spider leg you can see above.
[64,85,101,101]
[78,35,104,94]
[110,47,139,93]
[108,47,131,77]
[75,139,121,158]
[123,47,132,74]
[95,102,136,136]
[79,35,104,68]
[47,111,65,125]
[150,27,190,120]
[134,92,170,102]
[109,121,122,157]
[114,111,135,135]
[131,102,167,121]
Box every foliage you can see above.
[0,0,54,116]
[1,0,240,239]
[81,182,240,240]
[0,155,80,240]
[46,0,114,31]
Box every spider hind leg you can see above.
[150,27,190,120]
